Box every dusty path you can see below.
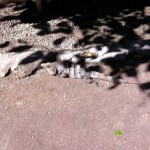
[0,1,150,150]
[0,63,150,150]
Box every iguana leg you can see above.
[83,73,100,87]
[85,78,100,87]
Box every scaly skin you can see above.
[41,62,138,84]
[90,72,138,84]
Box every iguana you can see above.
[41,62,138,85]
[0,45,127,78]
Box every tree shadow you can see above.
[0,1,149,44]
[0,0,150,96]
[0,41,10,48]
[9,45,33,52]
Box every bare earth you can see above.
[0,2,150,150]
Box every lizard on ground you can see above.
[41,62,139,85]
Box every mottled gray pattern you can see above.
[41,62,138,84]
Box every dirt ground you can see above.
[0,1,150,150]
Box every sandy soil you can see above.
[0,1,150,150]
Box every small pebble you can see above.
[63,95,67,98]
[67,83,71,86]
[106,82,111,85]
[16,101,24,107]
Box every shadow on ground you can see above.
[0,0,150,95]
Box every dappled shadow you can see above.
[105,53,150,77]
[19,50,58,65]
[9,45,33,52]
[140,82,150,91]
[0,0,150,96]
[0,41,10,48]
[53,37,66,45]
[139,82,150,97]
[0,0,149,45]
